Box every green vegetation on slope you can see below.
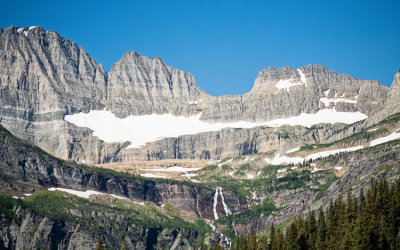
[229,177,400,250]
[216,199,277,225]
[0,190,209,240]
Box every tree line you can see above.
[222,177,400,250]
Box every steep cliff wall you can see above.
[0,25,396,163]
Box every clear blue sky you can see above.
[1,0,399,96]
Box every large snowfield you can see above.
[65,109,367,148]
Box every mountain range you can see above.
[0,25,399,249]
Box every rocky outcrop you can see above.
[0,203,198,249]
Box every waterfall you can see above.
[213,187,220,220]
[218,187,232,216]
[213,187,232,220]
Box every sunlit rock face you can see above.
[0,25,396,163]
[107,51,212,117]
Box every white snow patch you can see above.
[258,109,367,128]
[265,153,304,165]
[182,173,197,180]
[142,166,200,172]
[305,145,364,162]
[311,167,322,173]
[372,101,378,104]
[246,173,255,179]
[12,196,19,199]
[320,97,356,107]
[368,128,378,132]
[140,173,166,179]
[286,147,300,154]
[335,167,343,171]
[324,89,330,97]
[298,69,307,85]
[133,201,145,206]
[23,31,28,36]
[257,170,261,176]
[188,100,200,105]
[265,145,364,165]
[291,166,298,170]
[24,193,31,197]
[29,26,37,30]
[65,109,367,148]
[228,171,235,176]
[48,187,102,199]
[80,160,86,164]
[275,69,307,92]
[111,194,129,200]
[370,129,400,147]
[277,169,287,173]
[219,159,233,168]
[17,28,24,32]
[354,95,359,99]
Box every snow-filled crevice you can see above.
[275,69,307,92]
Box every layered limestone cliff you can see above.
[200,65,388,122]
[0,26,125,163]
[0,25,397,163]
[107,51,213,117]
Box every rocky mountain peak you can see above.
[392,70,400,89]
[106,51,207,117]
[251,65,311,93]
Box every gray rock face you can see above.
[0,26,107,118]
[0,207,198,250]
[0,25,397,163]
[372,70,400,121]
[200,65,388,122]
[0,26,125,163]
[107,51,212,117]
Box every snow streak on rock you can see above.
[370,129,400,147]
[265,145,364,165]
[275,69,307,92]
